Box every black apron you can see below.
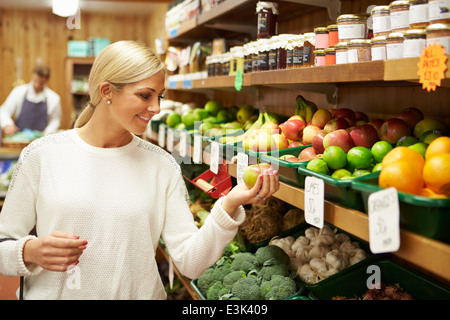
[15,88,48,132]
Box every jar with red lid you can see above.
[256,1,279,39]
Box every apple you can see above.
[280,119,306,141]
[311,109,333,128]
[354,111,369,123]
[396,107,424,129]
[323,129,354,153]
[288,141,303,148]
[368,118,384,135]
[299,146,318,161]
[323,118,350,131]
[243,163,272,189]
[272,133,289,150]
[251,130,277,152]
[379,118,411,144]
[302,125,322,145]
[350,124,379,148]
[312,130,328,154]
[285,157,302,163]
[413,117,446,138]
[280,154,296,160]
[288,115,306,122]
[261,121,281,134]
[333,108,356,122]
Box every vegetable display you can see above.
[270,225,368,284]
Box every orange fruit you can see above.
[379,160,424,195]
[420,187,448,199]
[423,153,450,197]
[381,146,425,174]
[425,136,450,161]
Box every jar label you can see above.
[336,51,348,64]
[409,3,429,25]
[293,47,303,66]
[427,36,450,54]
[403,38,427,57]
[338,24,366,39]
[390,11,410,30]
[371,46,387,60]
[347,48,359,63]
[303,45,313,64]
[429,0,450,21]
[373,15,391,33]
[387,43,404,59]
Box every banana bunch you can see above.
[295,95,318,123]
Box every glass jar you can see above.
[277,34,293,69]
[325,47,336,65]
[223,52,231,76]
[386,32,405,59]
[372,6,391,37]
[347,39,372,62]
[327,24,339,47]
[303,32,316,67]
[337,14,368,42]
[285,38,296,69]
[409,0,429,29]
[243,43,251,74]
[206,55,214,77]
[335,42,348,64]
[229,48,237,75]
[268,36,278,70]
[314,27,329,49]
[251,42,259,72]
[293,35,305,68]
[256,1,279,39]
[389,0,411,32]
[214,54,224,76]
[426,23,450,53]
[403,29,427,57]
[428,0,450,23]
[257,38,271,71]
[371,36,387,61]
[314,49,326,66]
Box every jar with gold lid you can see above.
[314,27,329,49]
[347,39,371,62]
[372,6,391,37]
[293,35,305,68]
[314,49,326,66]
[409,0,429,29]
[371,36,387,61]
[428,0,450,24]
[426,23,450,53]
[389,0,411,32]
[285,38,296,69]
[386,32,405,59]
[337,14,368,41]
[325,47,336,65]
[327,24,339,47]
[403,29,427,57]
[268,36,279,70]
[335,42,348,64]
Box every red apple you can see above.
[272,133,289,150]
[261,121,281,134]
[323,129,354,153]
[368,119,384,135]
[288,115,306,122]
[379,118,411,145]
[324,118,350,131]
[354,111,369,123]
[333,108,356,122]
[251,130,277,152]
[280,119,306,141]
[285,157,302,163]
[350,124,379,148]
[288,141,303,148]
[395,107,424,129]
[299,146,318,161]
[302,125,322,145]
[243,163,272,189]
[312,130,328,154]
[311,109,333,128]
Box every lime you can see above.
[353,169,371,178]
[331,168,352,179]
[396,135,419,147]
[372,163,382,172]
[306,159,329,175]
[408,142,428,158]
[347,146,373,170]
[323,146,347,170]
[371,141,393,163]
[423,132,443,144]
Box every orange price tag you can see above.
[417,42,448,92]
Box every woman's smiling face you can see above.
[109,70,165,135]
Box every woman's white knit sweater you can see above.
[0,129,245,299]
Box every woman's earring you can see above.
[106,100,111,105]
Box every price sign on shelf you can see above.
[417,42,448,92]
[210,141,220,174]
[368,187,400,254]
[193,134,202,164]
[304,176,324,229]
[236,152,249,185]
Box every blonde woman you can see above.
[0,41,279,300]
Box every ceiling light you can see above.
[52,0,79,17]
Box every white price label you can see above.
[158,124,165,148]
[236,152,249,185]
[368,187,401,254]
[166,128,174,152]
[304,176,324,229]
[210,141,220,174]
[179,131,187,158]
[193,134,202,164]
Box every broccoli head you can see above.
[255,245,290,266]
[258,264,289,281]
[222,270,247,290]
[196,268,217,296]
[230,252,261,273]
[214,257,232,279]
[206,281,225,300]
[223,241,244,257]
[231,275,262,300]
[260,275,297,300]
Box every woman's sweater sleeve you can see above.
[161,166,245,280]
[0,147,42,277]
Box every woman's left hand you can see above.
[221,166,280,217]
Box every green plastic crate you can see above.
[351,172,450,243]
[308,258,450,300]
[296,165,378,211]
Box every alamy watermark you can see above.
[66,8,81,30]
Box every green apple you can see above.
[331,168,352,179]
[243,163,272,189]
[414,118,445,138]
[165,111,181,128]
[236,105,256,124]
[193,108,210,120]
[182,110,201,128]
[216,109,231,122]
[204,100,223,116]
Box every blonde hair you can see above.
[74,40,165,128]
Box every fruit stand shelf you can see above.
[167,55,450,90]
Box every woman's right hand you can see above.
[3,125,19,136]
[23,231,87,272]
